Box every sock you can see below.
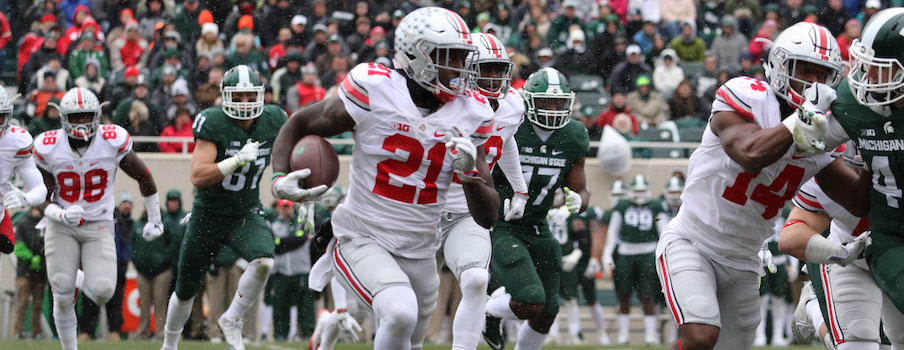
[644,315,657,338]
[330,277,348,311]
[825,333,838,350]
[756,296,768,340]
[566,300,580,336]
[618,314,630,338]
[838,341,880,350]
[162,293,195,349]
[590,303,606,332]
[548,316,560,338]
[771,296,787,340]
[223,258,272,320]
[514,322,547,350]
[52,293,77,350]
[373,285,418,350]
[807,299,826,332]
[452,268,489,350]
[486,292,519,320]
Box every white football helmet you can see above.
[847,8,904,107]
[609,180,627,206]
[467,33,512,99]
[0,88,13,137]
[629,174,651,205]
[765,22,843,108]
[664,176,684,207]
[393,7,477,102]
[56,87,102,141]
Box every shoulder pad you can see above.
[715,77,773,122]
[340,63,395,112]
[7,126,34,156]
[98,124,132,155]
[33,129,64,160]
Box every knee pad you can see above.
[250,257,275,279]
[846,317,881,342]
[513,284,547,305]
[459,268,489,297]
[49,273,75,295]
[374,287,418,335]
[89,278,116,305]
[683,295,720,321]
[52,292,75,311]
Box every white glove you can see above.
[564,187,582,214]
[585,257,601,279]
[445,125,477,174]
[62,205,85,226]
[562,249,583,272]
[2,186,28,209]
[503,192,528,221]
[142,220,164,241]
[180,212,191,226]
[602,255,614,279]
[759,246,777,274]
[271,169,329,202]
[333,310,362,342]
[801,82,837,114]
[236,141,260,165]
[781,83,837,154]
[828,231,871,267]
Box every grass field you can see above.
[0,340,827,350]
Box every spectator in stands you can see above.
[308,0,330,28]
[110,21,148,70]
[547,0,584,53]
[668,79,705,120]
[724,0,761,37]
[660,0,696,39]
[20,30,62,95]
[608,44,651,94]
[652,49,684,98]
[780,0,805,28]
[159,107,195,153]
[598,92,640,136]
[710,16,748,72]
[137,0,170,39]
[23,0,65,36]
[701,69,732,118]
[68,32,109,80]
[644,34,666,67]
[305,24,329,63]
[858,0,883,26]
[579,105,603,155]
[114,75,163,148]
[261,0,295,48]
[522,47,556,80]
[627,75,669,126]
[193,67,223,109]
[736,52,758,78]
[105,66,140,110]
[32,57,72,92]
[123,100,162,151]
[195,22,223,59]
[227,34,267,74]
[319,54,351,90]
[556,29,593,76]
[632,20,658,54]
[820,0,851,35]
[18,14,59,83]
[275,51,304,103]
[131,196,179,340]
[267,200,316,341]
[624,8,645,39]
[358,27,388,63]
[346,17,372,59]
[74,59,105,95]
[692,53,720,96]
[288,15,309,48]
[287,62,326,113]
[58,5,92,55]
[669,21,706,63]
[150,49,190,92]
[28,97,61,136]
[837,18,861,63]
[24,71,66,122]
[315,34,348,76]
[163,80,199,122]
[13,208,47,340]
[748,19,778,64]
[104,9,136,50]
[173,0,203,45]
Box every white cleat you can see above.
[617,332,629,345]
[568,334,583,345]
[598,331,611,345]
[792,282,817,343]
[218,315,245,350]
[645,332,660,345]
[544,334,560,345]
[754,334,767,346]
[772,336,790,346]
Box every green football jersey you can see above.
[191,105,288,215]
[494,119,590,229]
[610,198,667,243]
[558,205,603,255]
[831,78,904,238]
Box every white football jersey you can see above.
[34,125,132,222]
[659,77,836,272]
[793,178,868,245]
[333,63,495,259]
[444,88,524,214]
[0,126,37,201]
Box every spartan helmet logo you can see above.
[884,121,895,134]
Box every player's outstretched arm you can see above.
[462,145,500,229]
[711,111,794,174]
[777,207,832,261]
[189,139,227,189]
[3,158,47,210]
[272,97,355,174]
[565,157,589,213]
[815,157,871,217]
[120,150,157,197]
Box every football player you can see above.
[483,67,590,350]
[160,65,287,350]
[655,22,868,349]
[603,174,669,345]
[270,7,499,350]
[0,88,46,253]
[433,32,526,350]
[32,87,162,350]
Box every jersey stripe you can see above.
[659,254,685,326]
[472,119,494,139]
[716,87,754,121]
[14,146,32,158]
[794,192,824,210]
[76,88,85,108]
[333,242,373,306]
[117,134,131,153]
[33,150,45,161]
[340,75,371,111]
[821,264,846,344]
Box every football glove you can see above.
[828,231,871,267]
[2,186,28,210]
[180,212,192,226]
[801,82,837,114]
[332,309,362,342]
[445,125,477,174]
[782,109,829,154]
[271,169,329,202]
[585,257,601,279]
[47,204,85,226]
[602,255,614,279]
[562,249,583,272]
[759,245,777,274]
[563,187,582,214]
[29,255,41,270]
[236,141,260,166]
[142,220,164,241]
[503,192,528,221]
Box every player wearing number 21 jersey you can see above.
[271,7,499,350]
[33,87,163,350]
[654,22,866,349]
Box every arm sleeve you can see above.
[655,212,670,235]
[603,210,622,264]
[498,133,528,193]
[331,277,348,311]
[17,158,47,207]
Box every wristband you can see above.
[217,156,241,176]
[44,203,64,222]
[144,193,162,223]
[804,234,845,264]
[272,172,287,180]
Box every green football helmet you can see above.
[848,8,904,107]
[664,176,684,207]
[522,67,575,129]
[609,180,627,205]
[630,174,651,205]
[221,65,265,119]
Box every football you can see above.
[290,135,340,188]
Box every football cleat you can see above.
[792,282,817,343]
[218,315,245,350]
